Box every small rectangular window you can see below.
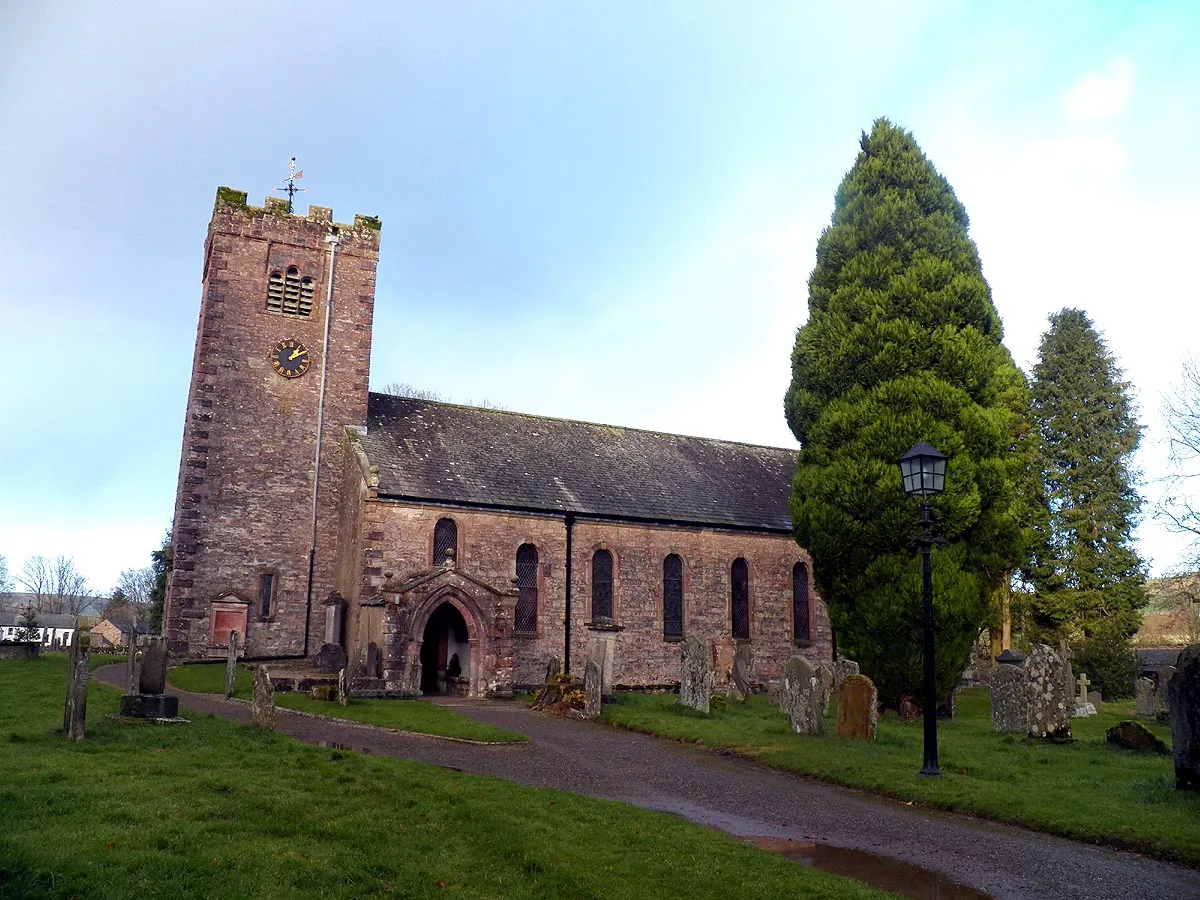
[260,573,275,619]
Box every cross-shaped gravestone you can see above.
[1076,673,1090,704]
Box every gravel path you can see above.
[95,667,1198,900]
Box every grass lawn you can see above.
[0,657,892,900]
[165,662,525,743]
[601,688,1200,866]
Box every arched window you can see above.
[515,544,538,634]
[266,271,284,312]
[663,554,683,639]
[730,558,749,640]
[433,518,458,566]
[591,549,613,620]
[793,561,811,643]
[266,266,313,317]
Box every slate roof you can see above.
[0,611,79,629]
[359,394,798,532]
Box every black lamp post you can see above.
[899,442,948,778]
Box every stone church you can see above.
[163,188,832,695]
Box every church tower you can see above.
[164,188,381,659]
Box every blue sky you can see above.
[1,2,1198,592]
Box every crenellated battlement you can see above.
[211,186,382,248]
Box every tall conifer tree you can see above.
[784,119,1027,708]
[1026,308,1146,638]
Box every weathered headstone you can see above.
[545,656,562,682]
[814,662,836,713]
[779,655,825,735]
[365,642,380,679]
[1106,720,1169,754]
[836,673,877,741]
[1025,644,1071,740]
[678,636,712,713]
[313,642,348,673]
[1087,690,1102,708]
[337,667,349,706]
[1135,677,1157,718]
[727,643,753,702]
[63,634,90,740]
[989,661,1028,732]
[1167,643,1200,790]
[225,630,239,699]
[139,636,169,695]
[252,666,276,729]
[119,635,181,719]
[834,657,859,694]
[584,659,602,719]
[1160,666,1177,714]
[125,635,139,694]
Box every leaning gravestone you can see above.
[836,674,877,741]
[252,666,276,730]
[780,655,825,735]
[1025,644,1071,740]
[727,643,753,702]
[815,662,836,713]
[678,635,711,714]
[63,633,90,741]
[584,659,602,719]
[834,658,859,694]
[1167,643,1200,790]
[1135,677,1157,718]
[989,660,1028,732]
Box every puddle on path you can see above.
[744,837,992,900]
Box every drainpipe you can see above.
[302,226,340,658]
[563,513,574,675]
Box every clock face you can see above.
[270,339,312,378]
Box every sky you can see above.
[1,1,1198,594]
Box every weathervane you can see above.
[275,156,307,213]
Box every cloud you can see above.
[1063,58,1134,122]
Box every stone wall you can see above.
[339,483,832,690]
[164,190,380,660]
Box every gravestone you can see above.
[314,642,348,673]
[678,636,711,714]
[252,666,276,730]
[1106,720,1169,754]
[120,636,179,719]
[834,658,859,694]
[1088,690,1102,708]
[1025,644,1071,740]
[814,662,836,713]
[225,630,239,699]
[727,643,753,702]
[1167,643,1200,790]
[780,655,825,735]
[1160,666,1177,715]
[365,642,381,679]
[989,661,1028,732]
[545,656,561,682]
[584,659,602,719]
[337,667,349,706]
[836,674,877,741]
[1135,677,1157,718]
[125,636,139,693]
[1072,672,1096,717]
[63,633,90,740]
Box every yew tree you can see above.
[784,119,1028,709]
[1025,308,1146,639]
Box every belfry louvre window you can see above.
[433,518,458,566]
[591,550,613,620]
[730,558,749,640]
[663,554,684,639]
[266,266,314,317]
[515,544,538,634]
[793,562,811,643]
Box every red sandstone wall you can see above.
[164,192,379,659]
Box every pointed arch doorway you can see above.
[419,601,471,695]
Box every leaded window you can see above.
[433,518,458,566]
[663,554,683,639]
[730,558,749,640]
[793,561,811,643]
[515,543,538,634]
[592,549,613,620]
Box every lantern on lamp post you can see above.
[898,442,948,777]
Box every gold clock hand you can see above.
[288,348,304,360]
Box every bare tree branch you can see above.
[16,555,95,616]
